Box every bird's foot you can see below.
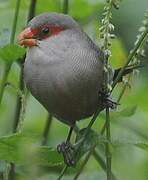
[99,91,119,109]
[57,141,75,166]
[103,96,118,109]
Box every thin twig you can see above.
[105,108,112,180]
[73,125,117,180]
[81,109,102,141]
[41,114,53,145]
[73,2,114,178]
[10,0,21,44]
[57,165,68,180]
[27,0,37,21]
[101,27,148,137]
[0,64,11,105]
[73,109,102,158]
[1,1,22,180]
[112,27,148,89]
[93,150,116,180]
[101,1,114,179]
[0,0,21,106]
[117,77,130,103]
[13,0,37,133]
[55,102,99,180]
[116,19,148,103]
[94,150,106,172]
[63,0,69,14]
[73,145,96,180]
[8,1,37,179]
[13,65,25,133]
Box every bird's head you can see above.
[17,12,79,47]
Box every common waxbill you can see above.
[18,12,105,126]
[18,12,139,165]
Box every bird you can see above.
[17,12,138,165]
[18,12,105,126]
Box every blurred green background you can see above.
[0,0,148,180]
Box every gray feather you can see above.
[24,27,104,125]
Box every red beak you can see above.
[17,27,38,46]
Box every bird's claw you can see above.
[103,97,118,109]
[57,142,75,166]
[99,91,119,109]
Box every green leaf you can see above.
[74,128,105,161]
[110,105,137,119]
[70,0,103,21]
[74,127,148,162]
[134,142,148,151]
[110,39,127,68]
[35,147,64,166]
[0,133,63,166]
[111,139,148,152]
[37,172,104,180]
[0,44,25,64]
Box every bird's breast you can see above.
[24,34,103,125]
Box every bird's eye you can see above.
[42,27,50,34]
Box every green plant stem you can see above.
[102,1,113,180]
[8,1,37,179]
[10,0,21,44]
[84,109,102,137]
[63,0,69,14]
[58,2,113,179]
[57,165,68,180]
[117,35,147,104]
[73,145,96,180]
[116,35,146,104]
[42,114,53,145]
[3,163,11,180]
[93,150,116,180]
[13,64,24,133]
[57,105,101,180]
[94,150,106,172]
[103,1,113,50]
[100,122,106,135]
[74,109,102,151]
[0,0,21,107]
[4,1,22,179]
[8,64,24,180]
[27,0,37,21]
[100,37,147,175]
[117,77,130,103]
[79,2,113,177]
[0,64,11,105]
[73,126,117,180]
[8,163,15,180]
[105,107,112,180]
[112,27,148,89]
[13,0,36,132]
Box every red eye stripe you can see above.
[31,24,65,39]
[46,24,64,36]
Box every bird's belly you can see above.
[24,62,100,125]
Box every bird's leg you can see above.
[99,90,118,109]
[57,125,75,166]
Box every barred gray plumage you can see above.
[20,13,104,125]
